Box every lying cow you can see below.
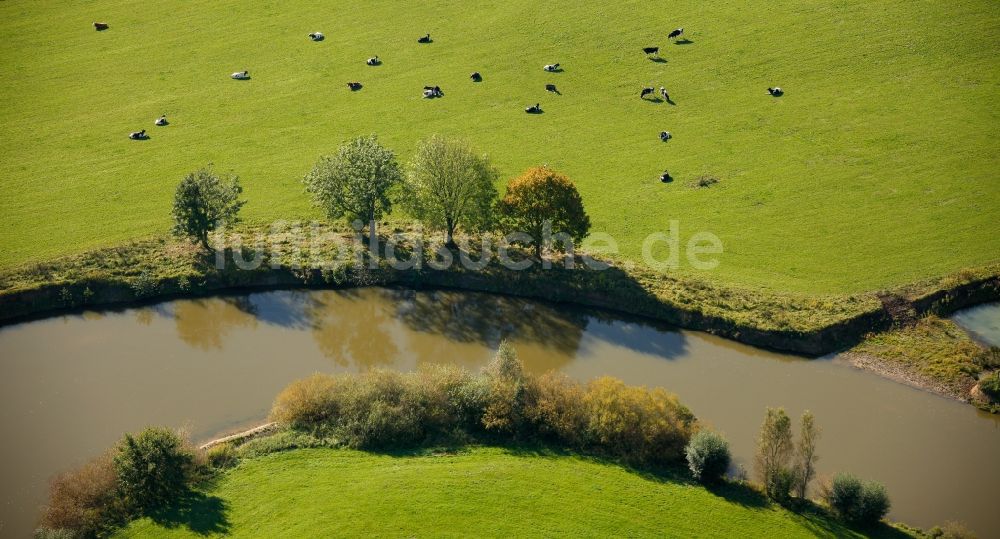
[93,22,109,31]
[422,85,443,98]
[418,33,431,43]
[309,32,324,41]
[543,63,560,72]
[470,71,482,82]
[347,82,363,91]
[154,115,168,126]
[129,129,148,140]
[660,131,672,141]
[366,56,381,66]
[525,103,542,114]
[545,83,559,94]
[767,87,784,96]
[231,71,250,80]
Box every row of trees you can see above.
[302,134,591,256]
[172,134,592,258]
[684,408,890,527]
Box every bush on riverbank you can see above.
[37,428,204,539]
[270,342,697,466]
[825,473,891,526]
[685,430,731,483]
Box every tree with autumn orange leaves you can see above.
[496,166,591,258]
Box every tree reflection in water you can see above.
[304,289,400,369]
[171,297,258,351]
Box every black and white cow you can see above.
[768,87,784,96]
[525,103,542,114]
[668,28,684,40]
[94,22,109,31]
[231,71,250,80]
[418,33,431,43]
[543,63,560,72]
[640,87,656,99]
[660,131,672,141]
[129,129,148,140]
[470,71,482,82]
[545,83,558,93]
[308,32,324,41]
[366,56,381,66]
[660,86,670,101]
[642,46,659,55]
[154,115,168,126]
[347,82,363,91]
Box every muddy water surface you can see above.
[1,289,998,537]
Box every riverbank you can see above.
[1,227,998,404]
[2,226,998,350]
[846,316,999,412]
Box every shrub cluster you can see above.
[824,473,891,526]
[38,428,203,538]
[685,430,731,483]
[271,342,697,466]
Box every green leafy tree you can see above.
[404,135,498,246]
[686,430,731,483]
[303,134,402,241]
[171,168,245,250]
[497,166,591,257]
[794,410,820,498]
[754,407,794,501]
[114,427,197,511]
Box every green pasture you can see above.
[1,0,997,293]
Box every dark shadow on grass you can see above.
[674,38,694,45]
[145,489,231,536]
[644,97,664,104]
[649,57,668,63]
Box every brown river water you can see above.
[0,289,998,537]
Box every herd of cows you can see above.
[110,20,782,183]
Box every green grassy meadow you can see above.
[1,0,998,293]
[115,447,911,538]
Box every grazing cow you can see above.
[231,71,249,80]
[668,28,684,40]
[308,32,324,41]
[367,56,381,66]
[470,71,482,82]
[93,22,109,31]
[418,33,431,43]
[642,46,659,55]
[129,129,147,140]
[660,86,670,101]
[545,83,558,93]
[525,103,542,114]
[154,115,168,126]
[660,131,672,141]
[543,63,560,72]
[640,87,655,99]
[660,170,673,183]
[347,82,363,91]
[767,87,784,96]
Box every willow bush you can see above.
[270,342,697,465]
